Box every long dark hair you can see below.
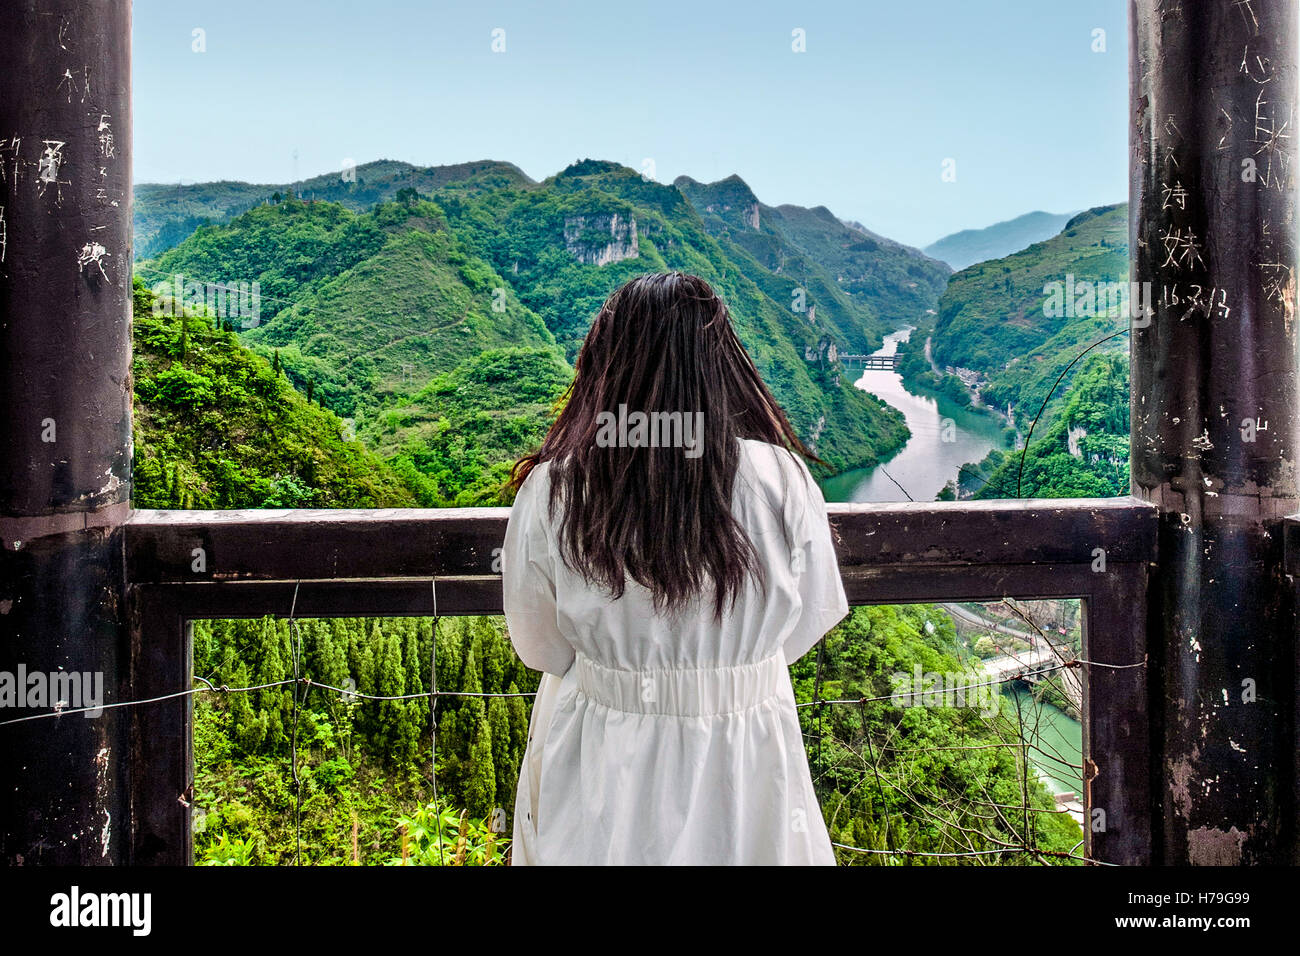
[510,272,821,621]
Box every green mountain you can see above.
[674,174,950,347]
[923,210,1077,271]
[133,159,533,259]
[929,203,1129,420]
[140,195,568,505]
[142,159,925,478]
[431,159,912,472]
[142,196,559,408]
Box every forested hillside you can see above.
[960,353,1130,500]
[139,160,938,476]
[130,279,417,509]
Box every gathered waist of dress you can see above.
[572,650,788,717]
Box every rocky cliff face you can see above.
[700,199,760,230]
[563,213,639,266]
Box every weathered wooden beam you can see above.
[0,1,133,865]
[124,497,1156,584]
[1082,561,1151,866]
[1131,0,1299,864]
[126,565,1124,620]
[126,588,190,866]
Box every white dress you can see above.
[501,438,849,865]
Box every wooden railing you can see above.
[123,496,1157,865]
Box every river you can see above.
[1003,687,1084,797]
[819,327,1007,504]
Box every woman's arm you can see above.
[781,455,851,663]
[502,468,576,676]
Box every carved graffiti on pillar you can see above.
[1250,88,1293,190]
[36,139,73,206]
[1158,283,1232,322]
[96,114,115,159]
[0,136,21,188]
[1157,225,1205,271]
[77,240,110,281]
[95,114,118,208]
[55,65,94,105]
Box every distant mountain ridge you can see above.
[924,210,1078,271]
[134,159,534,259]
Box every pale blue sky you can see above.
[133,0,1128,247]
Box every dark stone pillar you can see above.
[1131,0,1298,864]
[0,1,133,864]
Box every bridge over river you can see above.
[839,352,899,370]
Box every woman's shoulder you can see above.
[510,460,556,522]
[735,438,819,520]
[515,458,554,493]
[737,438,814,486]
